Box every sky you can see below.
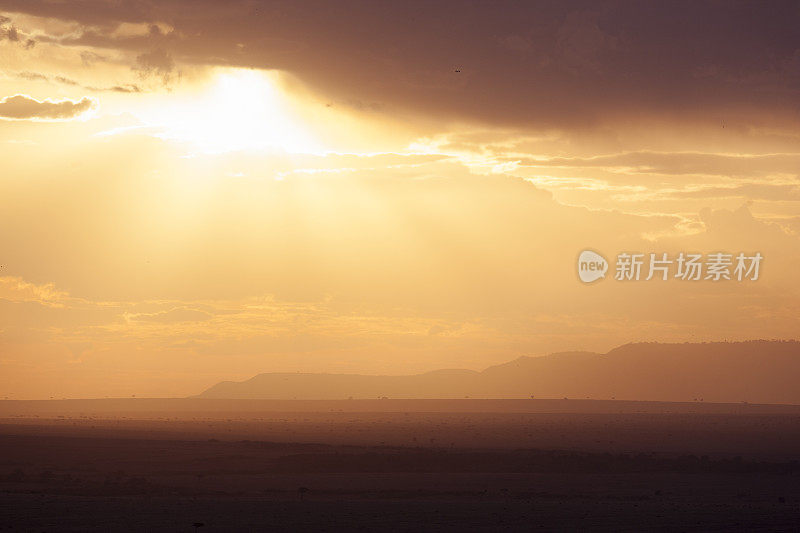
[0,0,799,398]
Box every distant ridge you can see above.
[196,341,800,404]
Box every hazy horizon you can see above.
[2,339,797,402]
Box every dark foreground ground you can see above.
[1,399,799,531]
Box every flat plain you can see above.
[1,399,799,531]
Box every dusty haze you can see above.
[0,1,799,399]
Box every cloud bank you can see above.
[0,94,95,120]
[3,0,800,132]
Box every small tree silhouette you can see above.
[298,486,309,500]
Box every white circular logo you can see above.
[577,250,608,283]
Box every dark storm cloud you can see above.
[2,0,800,129]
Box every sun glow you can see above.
[135,69,324,154]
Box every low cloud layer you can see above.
[0,94,95,120]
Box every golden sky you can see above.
[1,1,799,398]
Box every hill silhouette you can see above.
[196,341,800,404]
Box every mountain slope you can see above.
[196,341,800,403]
